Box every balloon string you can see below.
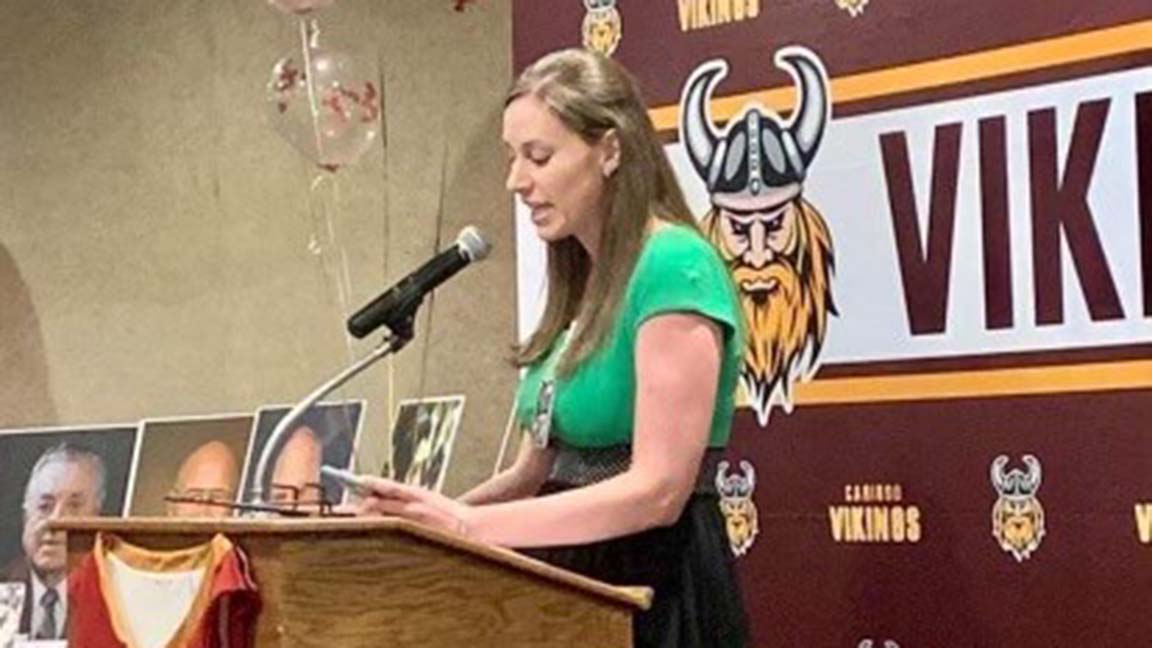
[299,18,326,167]
[305,175,363,474]
[306,172,364,473]
[330,187,360,472]
[376,57,396,474]
[330,179,358,368]
[306,174,356,361]
[386,352,395,477]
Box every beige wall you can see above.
[0,0,515,495]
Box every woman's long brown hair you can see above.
[509,49,698,374]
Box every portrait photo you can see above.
[240,400,364,511]
[126,414,255,518]
[0,424,137,640]
[389,396,465,493]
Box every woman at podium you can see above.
[356,48,749,648]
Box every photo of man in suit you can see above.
[1,443,105,639]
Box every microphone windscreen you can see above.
[457,226,493,262]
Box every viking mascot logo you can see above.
[582,0,622,57]
[990,454,1046,562]
[716,460,760,556]
[679,47,837,425]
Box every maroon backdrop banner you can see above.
[513,2,1152,646]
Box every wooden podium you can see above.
[56,517,651,647]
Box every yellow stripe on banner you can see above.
[649,19,1152,132]
[781,360,1152,405]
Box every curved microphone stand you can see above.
[248,319,415,509]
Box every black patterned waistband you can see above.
[548,441,724,494]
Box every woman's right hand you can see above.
[355,476,475,537]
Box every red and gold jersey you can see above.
[69,533,260,648]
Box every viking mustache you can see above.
[731,259,799,305]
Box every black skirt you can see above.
[524,483,749,648]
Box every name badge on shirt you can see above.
[530,379,556,449]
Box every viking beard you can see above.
[731,257,810,397]
[584,14,620,54]
[1003,516,1037,548]
[995,501,1044,550]
[590,23,615,51]
[721,500,759,552]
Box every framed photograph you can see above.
[389,396,465,493]
[0,424,137,640]
[125,413,255,518]
[240,401,365,509]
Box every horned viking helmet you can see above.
[990,454,1042,500]
[679,46,829,202]
[715,460,756,498]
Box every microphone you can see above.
[347,226,492,339]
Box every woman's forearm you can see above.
[458,467,543,505]
[464,466,695,547]
[459,436,554,505]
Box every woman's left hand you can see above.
[353,476,474,537]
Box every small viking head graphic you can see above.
[990,454,1046,562]
[716,459,760,557]
[582,0,622,57]
[679,46,837,426]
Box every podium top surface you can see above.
[53,516,652,611]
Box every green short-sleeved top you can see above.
[514,224,744,448]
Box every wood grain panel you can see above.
[59,518,643,648]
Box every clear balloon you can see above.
[266,46,381,172]
[268,0,336,15]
